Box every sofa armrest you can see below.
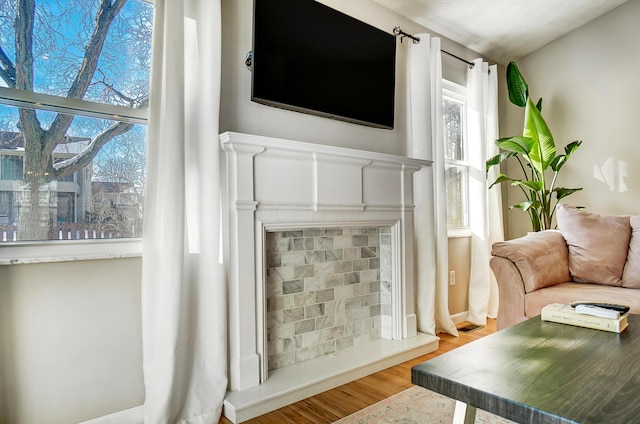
[491,230,572,330]
[490,256,527,330]
[492,230,571,293]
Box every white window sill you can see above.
[0,238,143,265]
[447,227,472,238]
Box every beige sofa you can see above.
[490,204,640,330]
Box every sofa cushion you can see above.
[623,216,640,288]
[525,282,640,318]
[491,230,571,293]
[557,204,631,287]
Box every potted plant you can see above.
[486,61,582,232]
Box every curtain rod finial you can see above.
[393,26,420,44]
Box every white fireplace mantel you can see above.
[220,132,439,423]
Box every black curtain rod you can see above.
[442,50,475,68]
[393,26,475,68]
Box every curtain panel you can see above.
[409,34,458,337]
[142,1,227,423]
[466,59,503,324]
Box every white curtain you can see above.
[409,34,458,336]
[141,1,226,423]
[466,59,504,324]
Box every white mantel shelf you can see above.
[220,132,439,423]
[219,131,432,169]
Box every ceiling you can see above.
[373,0,629,64]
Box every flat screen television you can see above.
[251,0,396,129]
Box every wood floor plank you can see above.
[219,319,496,424]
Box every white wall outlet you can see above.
[449,270,455,286]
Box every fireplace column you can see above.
[223,141,265,391]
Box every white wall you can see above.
[501,0,640,238]
[0,258,143,424]
[447,236,470,316]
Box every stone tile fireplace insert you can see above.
[220,132,439,423]
[265,226,391,372]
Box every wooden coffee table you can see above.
[412,314,640,424]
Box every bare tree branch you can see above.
[44,0,128,156]
[53,121,133,176]
[52,97,148,178]
[95,68,139,106]
[68,0,128,100]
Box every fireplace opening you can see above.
[265,226,393,372]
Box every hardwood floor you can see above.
[219,319,497,424]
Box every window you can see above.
[442,80,469,232]
[0,191,13,225]
[0,0,153,248]
[1,154,23,180]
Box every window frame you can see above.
[442,79,471,237]
[0,46,149,264]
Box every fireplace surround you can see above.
[220,132,439,422]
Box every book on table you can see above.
[541,303,629,333]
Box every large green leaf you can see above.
[554,187,583,201]
[551,140,582,171]
[506,62,528,107]
[496,136,535,156]
[488,174,544,194]
[550,155,567,172]
[512,180,543,192]
[488,173,517,190]
[509,200,542,212]
[510,201,543,231]
[486,151,516,173]
[523,97,556,174]
[509,201,534,211]
[564,140,582,155]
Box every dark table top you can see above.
[412,315,640,424]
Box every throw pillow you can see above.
[623,216,640,288]
[556,204,631,286]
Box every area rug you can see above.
[332,386,516,424]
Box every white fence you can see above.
[1,224,121,242]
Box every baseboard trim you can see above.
[450,311,469,325]
[77,405,143,424]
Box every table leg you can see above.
[453,400,477,424]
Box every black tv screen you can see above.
[251,0,396,129]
